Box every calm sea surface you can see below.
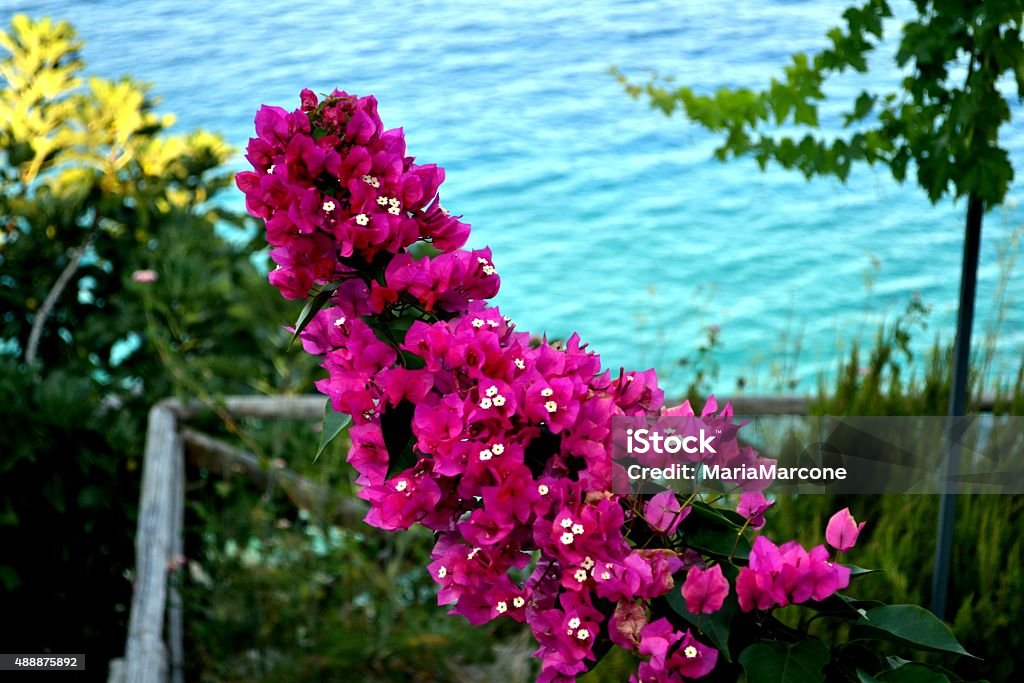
[9,0,1024,395]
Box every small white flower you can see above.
[467,547,481,560]
[540,388,554,397]
[503,315,512,322]
[472,318,485,328]
[479,397,493,409]
[574,569,588,583]
[601,571,611,580]
[487,319,500,327]
[267,164,275,174]
[437,566,447,579]
[388,206,401,215]
[395,480,407,492]
[684,646,698,659]
[514,358,526,369]
[568,617,581,629]
[560,517,574,528]
[479,449,493,461]
[322,200,336,212]
[377,196,389,206]
[334,316,346,327]
[513,596,525,608]
[545,401,558,413]
[576,629,590,641]
[560,532,575,545]
[388,197,401,207]
[538,484,549,495]
[492,395,506,407]
[571,523,585,535]
[496,601,508,614]
[355,213,369,226]
[491,443,505,455]
[581,556,594,570]
[482,265,496,275]
[485,385,499,397]
[477,257,489,265]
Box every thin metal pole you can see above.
[931,194,983,620]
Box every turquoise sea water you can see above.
[10,0,1024,395]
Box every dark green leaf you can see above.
[738,639,829,683]
[315,400,351,462]
[684,525,750,561]
[382,399,418,479]
[289,282,340,347]
[855,605,975,658]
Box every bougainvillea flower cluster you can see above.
[238,89,865,682]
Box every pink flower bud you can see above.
[826,507,866,552]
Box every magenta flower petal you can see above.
[682,564,729,614]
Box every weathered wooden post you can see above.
[122,401,184,683]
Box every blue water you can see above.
[10,0,1023,395]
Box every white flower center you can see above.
[574,569,588,582]
[479,449,493,461]
[538,484,549,495]
[514,358,526,369]
[496,601,508,614]
[684,646,698,659]
[576,628,590,640]
[560,532,574,545]
[395,480,407,492]
[492,395,506,407]
[545,401,558,413]
[355,213,369,226]
[513,596,525,608]
[334,316,346,327]
[491,443,505,455]
[540,388,554,397]
[568,617,581,629]
[478,397,493,409]
[560,517,574,528]
[437,566,447,578]
[571,524,585,535]
[486,386,499,397]
[322,200,335,212]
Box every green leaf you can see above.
[846,564,884,578]
[689,500,745,529]
[666,582,737,661]
[382,399,418,479]
[874,662,950,683]
[315,400,351,462]
[289,282,340,347]
[855,605,975,658]
[739,639,829,683]
[684,525,750,561]
[806,593,884,621]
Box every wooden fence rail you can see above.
[112,393,998,682]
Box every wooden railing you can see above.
[112,393,999,682]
